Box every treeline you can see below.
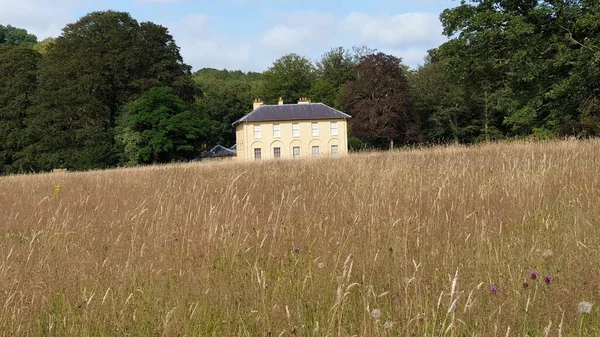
[1,1,600,174]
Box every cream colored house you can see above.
[233,97,351,160]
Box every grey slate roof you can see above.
[232,103,351,126]
[200,145,236,158]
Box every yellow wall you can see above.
[235,119,349,161]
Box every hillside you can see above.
[1,140,599,335]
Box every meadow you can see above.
[1,140,599,336]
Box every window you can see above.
[254,148,262,160]
[273,147,281,159]
[312,146,320,157]
[293,146,300,158]
[273,124,280,138]
[312,122,319,137]
[331,145,339,155]
[292,123,300,137]
[330,121,338,136]
[253,125,261,139]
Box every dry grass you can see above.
[1,140,599,336]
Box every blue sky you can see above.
[1,0,456,71]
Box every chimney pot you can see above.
[298,97,311,105]
[253,98,264,110]
[278,97,284,105]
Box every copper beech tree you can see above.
[342,53,419,150]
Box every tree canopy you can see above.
[22,11,198,171]
[436,0,600,139]
[0,25,37,47]
[259,53,316,104]
[116,87,209,164]
[342,53,418,149]
[0,46,40,173]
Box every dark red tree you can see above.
[342,53,419,149]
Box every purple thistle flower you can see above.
[489,284,498,293]
[545,275,553,284]
[294,247,301,253]
[531,271,538,280]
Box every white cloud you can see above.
[251,11,445,70]
[0,0,81,39]
[0,2,447,71]
[343,12,445,48]
[165,14,257,71]
[259,11,336,56]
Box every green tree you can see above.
[439,0,600,138]
[192,68,262,147]
[32,37,56,55]
[0,46,40,174]
[0,25,37,47]
[311,46,374,109]
[24,11,197,171]
[259,53,316,104]
[116,87,209,164]
[342,53,418,150]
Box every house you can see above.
[199,144,236,160]
[232,97,351,160]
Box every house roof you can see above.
[232,103,351,126]
[200,145,236,158]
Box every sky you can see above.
[1,0,457,72]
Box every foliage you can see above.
[342,53,418,149]
[116,87,209,164]
[439,0,600,138]
[22,11,197,171]
[32,37,56,55]
[0,46,40,173]
[311,46,374,110]
[193,69,261,147]
[259,53,316,104]
[0,25,37,47]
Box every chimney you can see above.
[253,99,264,110]
[278,97,284,105]
[298,97,311,105]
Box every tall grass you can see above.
[1,139,599,336]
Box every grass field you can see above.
[1,140,599,336]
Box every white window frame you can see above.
[254,148,261,160]
[293,146,300,158]
[292,123,300,137]
[253,124,261,139]
[331,145,339,155]
[312,146,319,157]
[273,124,280,138]
[312,122,319,137]
[330,121,338,136]
[273,147,281,159]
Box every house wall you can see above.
[235,119,349,161]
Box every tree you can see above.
[410,55,463,144]
[23,11,198,171]
[259,53,316,104]
[311,46,374,109]
[342,53,418,150]
[0,25,37,47]
[0,46,40,174]
[439,0,600,138]
[116,87,209,164]
[32,37,56,55]
[193,68,262,146]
